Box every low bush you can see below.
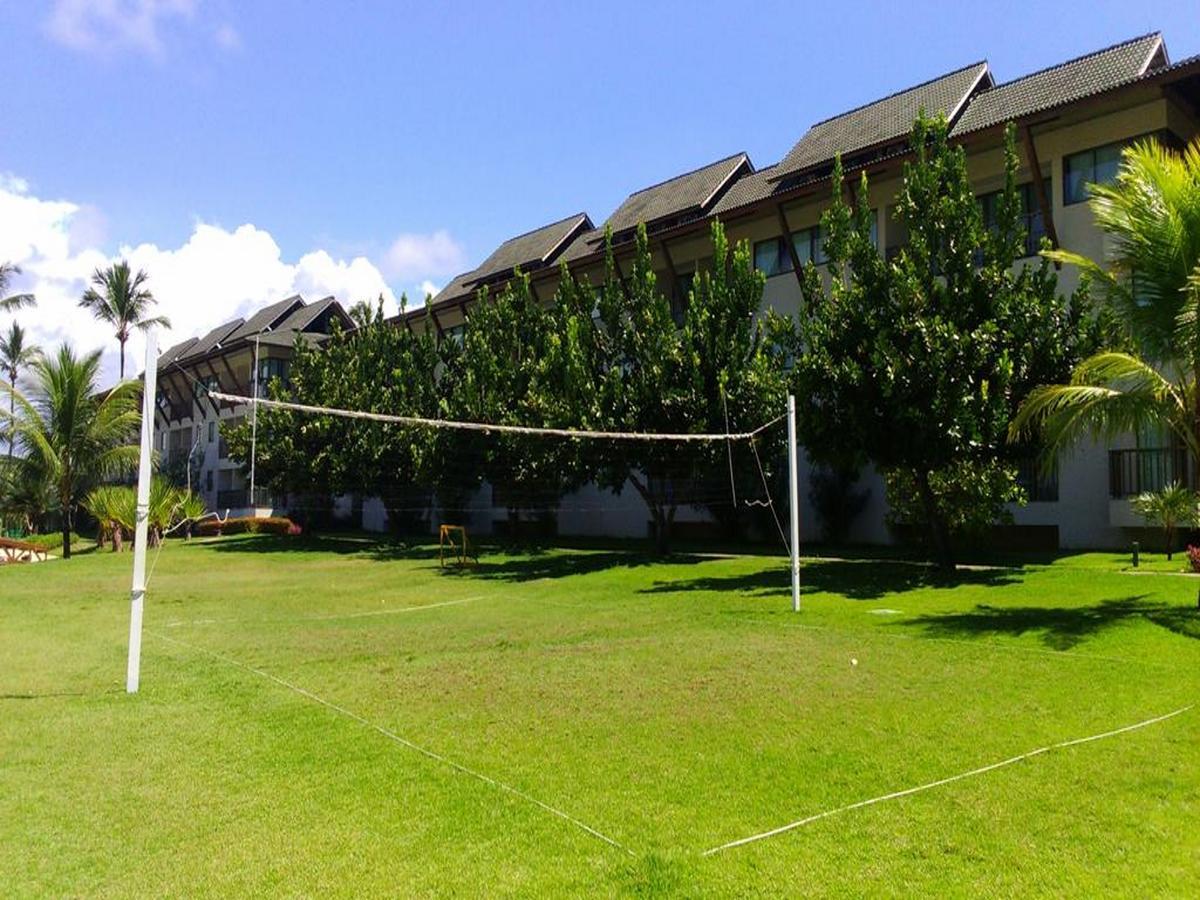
[1187,544,1200,573]
[196,516,297,538]
[14,532,86,551]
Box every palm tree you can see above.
[1,345,140,558]
[0,262,35,313]
[83,483,133,551]
[1,323,40,459]
[1011,138,1200,462]
[78,261,170,378]
[1131,481,1197,559]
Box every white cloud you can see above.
[213,22,239,51]
[44,0,234,59]
[382,230,465,281]
[0,177,420,387]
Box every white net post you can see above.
[127,329,158,694]
[787,394,800,612]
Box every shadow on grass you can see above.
[193,532,699,581]
[440,549,710,583]
[902,595,1200,649]
[640,558,1022,601]
[0,687,123,700]
[196,533,441,561]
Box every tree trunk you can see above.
[914,468,954,572]
[119,337,126,380]
[629,473,670,555]
[61,521,71,559]
[7,385,13,460]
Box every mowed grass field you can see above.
[2,536,1198,897]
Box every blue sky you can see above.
[1,1,1196,382]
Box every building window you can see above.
[443,324,466,346]
[256,357,289,387]
[194,373,220,400]
[672,272,694,324]
[205,470,213,492]
[753,237,792,277]
[793,225,828,266]
[208,421,216,443]
[754,215,876,277]
[1064,140,1128,205]
[979,180,1050,258]
[1016,455,1059,503]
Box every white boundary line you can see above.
[153,631,632,855]
[163,595,484,628]
[702,704,1193,856]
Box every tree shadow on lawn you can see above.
[901,595,1200,650]
[438,548,710,583]
[639,558,1021,601]
[197,533,441,561]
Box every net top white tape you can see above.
[209,391,783,443]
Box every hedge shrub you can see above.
[196,516,298,537]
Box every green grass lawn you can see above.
[2,536,1198,897]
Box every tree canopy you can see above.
[793,116,1097,568]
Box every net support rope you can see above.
[209,391,785,443]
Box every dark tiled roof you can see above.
[225,295,304,343]
[165,296,348,367]
[273,295,338,333]
[429,270,480,306]
[600,153,752,236]
[951,33,1165,137]
[711,165,785,217]
[464,213,592,288]
[256,330,328,349]
[559,228,603,264]
[177,319,244,363]
[772,62,992,181]
[158,336,198,369]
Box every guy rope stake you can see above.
[127,329,158,693]
[787,394,800,612]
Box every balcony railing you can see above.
[1108,447,1191,498]
[215,488,275,510]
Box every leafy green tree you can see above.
[794,116,1094,569]
[78,260,171,378]
[0,452,54,535]
[1,262,35,313]
[1011,139,1200,463]
[1131,481,1196,559]
[440,271,588,535]
[553,222,788,552]
[226,298,442,530]
[1,322,40,459]
[1,345,140,557]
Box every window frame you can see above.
[1062,134,1161,206]
[978,179,1051,259]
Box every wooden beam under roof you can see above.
[776,204,804,288]
[610,251,632,301]
[659,238,681,303]
[427,304,445,339]
[216,353,245,399]
[1020,124,1061,262]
